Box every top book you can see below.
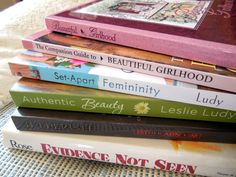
[45,0,236,68]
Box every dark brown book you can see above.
[11,107,236,143]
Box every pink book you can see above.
[45,0,236,68]
[22,30,236,93]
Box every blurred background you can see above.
[0,0,21,11]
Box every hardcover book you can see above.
[45,0,236,68]
[9,78,236,123]
[11,107,236,143]
[22,31,236,92]
[3,119,236,177]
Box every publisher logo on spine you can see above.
[88,27,116,42]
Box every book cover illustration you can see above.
[3,119,236,177]
[45,0,236,68]
[9,78,236,123]
[9,50,98,88]
[65,0,235,46]
[11,107,236,143]
[70,0,212,29]
[22,31,236,92]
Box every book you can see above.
[9,50,236,111]
[22,30,236,79]
[22,31,236,92]
[45,0,236,68]
[9,78,236,123]
[3,118,236,177]
[11,107,236,143]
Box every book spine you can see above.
[9,88,236,123]
[45,17,236,69]
[11,115,236,143]
[21,40,236,111]
[22,33,236,93]
[3,120,236,177]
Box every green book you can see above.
[10,78,236,123]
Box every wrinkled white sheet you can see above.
[0,0,86,108]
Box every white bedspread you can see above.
[0,0,86,108]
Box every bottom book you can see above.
[3,118,236,177]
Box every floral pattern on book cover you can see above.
[72,0,213,29]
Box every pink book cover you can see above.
[45,0,236,68]
[22,30,236,93]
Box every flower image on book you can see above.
[70,0,212,29]
[133,102,150,114]
[45,0,236,68]
[2,1,236,177]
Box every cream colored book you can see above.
[3,118,236,177]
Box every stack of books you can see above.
[3,0,236,176]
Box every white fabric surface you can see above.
[0,0,87,109]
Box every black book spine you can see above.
[11,112,236,143]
